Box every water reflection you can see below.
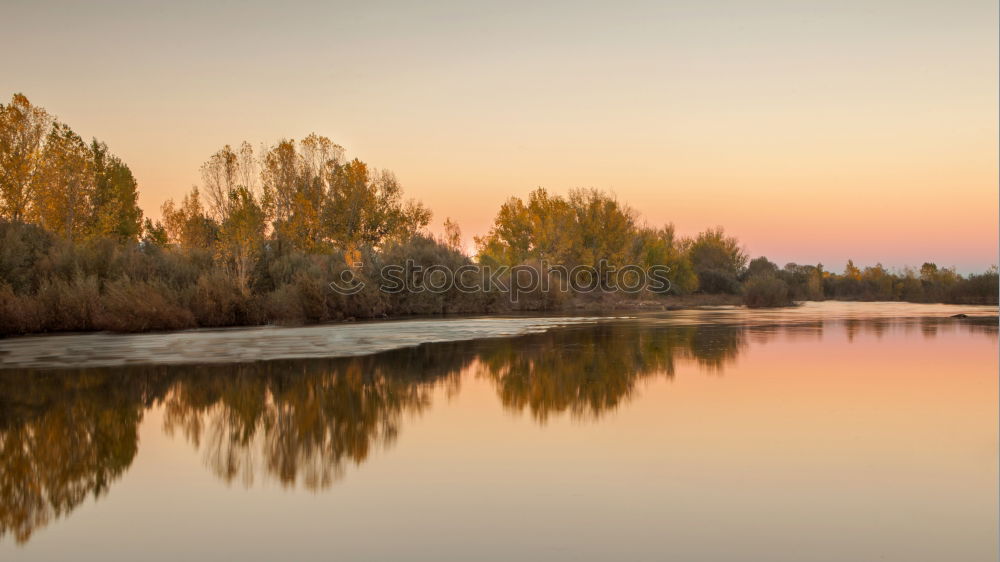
[479,324,747,421]
[0,316,994,544]
[161,347,469,490]
[0,370,161,543]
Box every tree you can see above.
[161,187,217,249]
[91,140,142,242]
[201,144,240,221]
[1,96,140,243]
[476,196,532,266]
[746,256,780,279]
[442,218,463,253]
[218,187,265,293]
[261,138,303,232]
[325,162,430,251]
[781,262,824,300]
[687,227,747,293]
[32,122,94,242]
[861,264,893,299]
[141,218,169,248]
[631,225,698,294]
[523,188,576,262]
[324,158,373,250]
[200,141,260,223]
[212,134,429,255]
[844,259,861,281]
[476,187,636,271]
[566,188,636,270]
[0,94,50,221]
[299,133,342,188]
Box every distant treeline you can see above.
[0,94,995,335]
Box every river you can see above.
[0,302,996,561]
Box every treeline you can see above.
[741,258,998,307]
[0,93,995,335]
[0,94,502,335]
[472,188,997,307]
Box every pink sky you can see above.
[6,1,998,271]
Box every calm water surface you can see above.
[0,302,996,561]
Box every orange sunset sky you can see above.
[5,0,998,271]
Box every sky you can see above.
[4,0,998,271]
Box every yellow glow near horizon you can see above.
[5,0,997,270]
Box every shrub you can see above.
[380,235,482,315]
[35,274,101,332]
[98,279,195,332]
[0,283,44,334]
[190,270,254,327]
[0,221,54,293]
[743,275,793,308]
[947,268,999,304]
[264,283,307,325]
[697,269,742,294]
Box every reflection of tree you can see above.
[7,318,984,543]
[0,371,158,544]
[0,344,475,543]
[0,324,749,543]
[476,324,746,421]
[161,350,468,490]
[684,326,746,372]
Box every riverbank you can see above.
[0,290,743,337]
[0,301,995,369]
[2,291,995,340]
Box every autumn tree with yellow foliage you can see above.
[0,94,142,243]
[0,94,49,222]
[475,187,698,293]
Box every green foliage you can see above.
[141,218,168,248]
[630,226,698,294]
[743,275,793,308]
[379,235,491,314]
[814,260,996,304]
[746,256,779,278]
[779,262,824,300]
[325,160,431,250]
[687,227,747,294]
[91,140,142,242]
[0,220,53,293]
[217,186,265,293]
[99,279,195,332]
[475,187,698,295]
[476,187,638,270]
[475,196,533,266]
[956,267,1000,304]
[160,188,218,250]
